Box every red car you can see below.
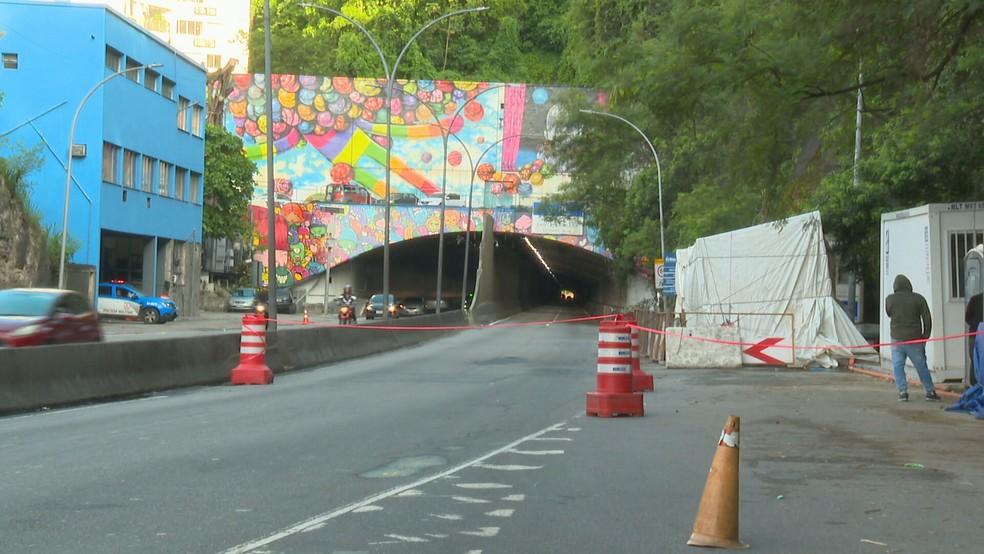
[0,288,103,347]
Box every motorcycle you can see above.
[338,303,357,325]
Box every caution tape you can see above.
[262,312,612,332]
[626,322,984,351]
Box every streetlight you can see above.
[579,109,665,263]
[322,232,335,316]
[302,3,488,319]
[59,62,163,289]
[460,133,537,311]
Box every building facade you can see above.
[0,0,206,312]
[58,0,250,72]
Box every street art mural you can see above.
[224,74,609,284]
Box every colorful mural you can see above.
[224,74,609,284]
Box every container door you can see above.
[964,246,983,385]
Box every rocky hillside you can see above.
[0,175,50,289]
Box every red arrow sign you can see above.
[743,337,787,365]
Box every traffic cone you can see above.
[586,321,644,417]
[230,313,274,385]
[615,313,654,392]
[688,415,747,549]
[303,308,310,325]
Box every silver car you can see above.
[227,288,258,312]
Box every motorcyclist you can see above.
[339,284,357,323]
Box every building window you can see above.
[176,20,203,36]
[2,53,18,70]
[105,47,121,72]
[950,230,984,299]
[144,68,159,92]
[174,167,187,201]
[102,143,120,183]
[192,105,203,136]
[141,155,155,192]
[158,161,170,197]
[177,97,189,131]
[125,57,141,83]
[193,38,216,48]
[190,172,201,204]
[123,150,138,188]
[161,78,175,100]
[206,54,222,69]
[194,6,217,16]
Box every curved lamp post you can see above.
[579,109,665,261]
[303,3,487,318]
[59,63,163,289]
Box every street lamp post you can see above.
[262,0,280,330]
[322,232,335,316]
[579,109,665,262]
[303,3,487,319]
[59,62,163,289]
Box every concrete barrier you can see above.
[665,326,743,369]
[0,309,488,414]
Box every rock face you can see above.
[0,182,51,289]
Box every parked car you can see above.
[256,287,298,315]
[389,192,419,205]
[419,192,465,207]
[227,288,258,312]
[363,294,401,320]
[400,296,427,317]
[0,288,103,347]
[97,281,177,324]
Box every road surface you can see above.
[2,306,982,553]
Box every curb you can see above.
[847,359,962,401]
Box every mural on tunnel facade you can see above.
[223,74,609,285]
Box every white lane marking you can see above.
[430,513,463,520]
[301,522,326,533]
[455,482,512,489]
[352,505,383,513]
[424,533,449,538]
[451,496,491,504]
[0,395,169,423]
[506,449,564,455]
[528,437,572,442]
[217,418,570,554]
[465,551,483,554]
[460,527,500,538]
[396,489,423,497]
[501,494,525,502]
[367,541,398,545]
[485,509,515,518]
[385,534,428,543]
[473,463,542,471]
[488,316,512,326]
[566,427,581,432]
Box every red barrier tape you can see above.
[627,322,984,351]
[263,313,612,332]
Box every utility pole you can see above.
[847,64,863,323]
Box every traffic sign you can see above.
[654,258,664,289]
[741,337,794,366]
[663,253,676,296]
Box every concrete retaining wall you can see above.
[665,326,743,368]
[0,310,477,414]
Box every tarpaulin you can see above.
[946,323,984,419]
[674,211,874,367]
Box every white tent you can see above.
[674,211,872,367]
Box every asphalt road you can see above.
[2,306,982,553]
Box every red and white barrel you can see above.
[596,321,634,394]
[615,313,655,392]
[230,313,274,385]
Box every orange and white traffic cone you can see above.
[230,313,274,385]
[585,321,644,417]
[303,308,310,325]
[688,415,747,549]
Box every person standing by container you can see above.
[886,274,941,401]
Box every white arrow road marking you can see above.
[485,509,514,517]
[451,496,491,504]
[424,533,449,538]
[528,437,572,441]
[218,417,571,553]
[566,427,581,431]
[506,449,564,455]
[460,527,500,538]
[501,494,525,502]
[396,489,423,497]
[385,534,428,543]
[473,463,543,471]
[455,482,512,489]
[430,513,463,520]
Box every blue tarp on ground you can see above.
[946,323,984,419]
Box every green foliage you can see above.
[204,125,258,240]
[0,143,45,231]
[248,0,570,83]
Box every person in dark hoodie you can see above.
[885,274,941,401]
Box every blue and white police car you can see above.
[97,281,178,324]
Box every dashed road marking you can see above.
[385,534,428,543]
[474,463,543,471]
[566,427,581,432]
[501,494,525,502]
[528,437,572,442]
[352,505,383,513]
[217,417,571,554]
[424,533,449,538]
[396,489,424,497]
[430,513,463,520]
[460,527,500,538]
[485,509,515,518]
[451,496,491,504]
[455,482,512,489]
[506,449,564,455]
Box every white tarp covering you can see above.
[674,211,873,367]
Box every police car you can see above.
[97,281,178,324]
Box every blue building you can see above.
[0,0,205,307]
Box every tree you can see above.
[203,125,257,240]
